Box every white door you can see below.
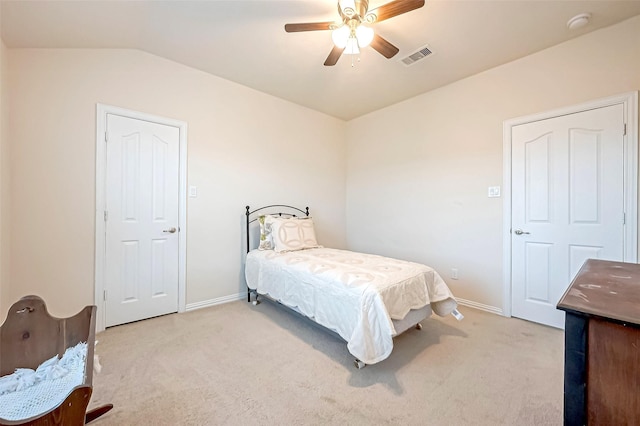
[105,114,180,327]
[511,104,625,329]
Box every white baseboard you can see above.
[456,297,503,316]
[185,293,502,318]
[185,292,245,312]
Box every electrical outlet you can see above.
[451,268,458,280]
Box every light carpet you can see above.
[89,300,563,425]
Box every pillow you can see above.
[257,215,277,250]
[271,217,321,253]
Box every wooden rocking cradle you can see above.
[0,296,113,425]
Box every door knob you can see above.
[513,229,530,235]
[163,227,177,233]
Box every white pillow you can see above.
[257,215,277,250]
[271,217,321,253]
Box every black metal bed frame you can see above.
[245,205,309,302]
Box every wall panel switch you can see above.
[488,186,501,198]
[189,186,198,198]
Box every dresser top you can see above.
[557,259,640,325]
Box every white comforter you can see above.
[245,247,457,364]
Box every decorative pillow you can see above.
[271,217,321,253]
[258,215,277,250]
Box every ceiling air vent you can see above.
[400,45,433,66]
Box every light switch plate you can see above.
[189,186,198,198]
[488,186,501,198]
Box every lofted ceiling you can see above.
[2,0,640,120]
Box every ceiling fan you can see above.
[284,0,425,66]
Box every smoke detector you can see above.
[567,13,591,30]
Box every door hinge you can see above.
[104,211,108,221]
[624,123,627,136]
[103,290,107,301]
[623,212,626,225]
[105,131,108,142]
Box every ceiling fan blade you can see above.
[324,46,345,66]
[285,22,334,32]
[367,0,425,23]
[370,34,400,59]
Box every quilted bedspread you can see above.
[245,248,457,364]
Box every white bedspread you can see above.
[245,248,457,364]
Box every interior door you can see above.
[511,104,625,329]
[105,114,180,327]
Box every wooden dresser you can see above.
[557,259,640,425]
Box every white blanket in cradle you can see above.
[0,342,87,421]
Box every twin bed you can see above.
[244,205,460,368]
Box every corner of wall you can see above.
[0,36,9,320]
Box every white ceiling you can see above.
[2,0,640,120]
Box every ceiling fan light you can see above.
[355,25,374,47]
[331,25,350,48]
[344,37,360,55]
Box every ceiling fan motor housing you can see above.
[338,0,371,21]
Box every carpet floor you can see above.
[89,300,564,425]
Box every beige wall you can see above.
[346,16,640,311]
[4,15,640,321]
[6,49,346,319]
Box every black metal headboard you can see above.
[245,205,310,254]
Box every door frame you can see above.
[94,104,188,332]
[502,92,638,317]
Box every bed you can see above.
[244,205,460,368]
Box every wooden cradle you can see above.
[0,295,112,426]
